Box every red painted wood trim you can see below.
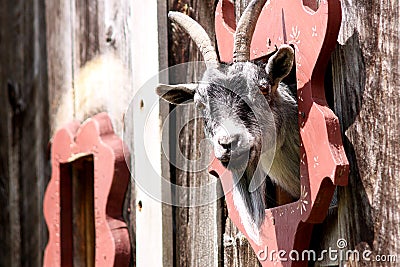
[43,113,131,266]
[212,1,349,266]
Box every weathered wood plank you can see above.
[0,0,49,266]
[0,2,23,266]
[0,3,20,263]
[45,0,74,133]
[20,1,49,265]
[73,0,103,67]
[223,218,261,267]
[158,0,174,266]
[331,0,400,266]
[168,0,224,266]
[130,0,172,266]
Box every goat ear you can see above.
[266,45,294,92]
[156,84,197,104]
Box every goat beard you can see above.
[231,145,267,228]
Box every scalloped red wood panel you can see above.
[43,113,131,266]
[211,0,349,266]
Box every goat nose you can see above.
[218,134,240,151]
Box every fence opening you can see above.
[60,155,95,267]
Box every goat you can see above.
[156,0,300,242]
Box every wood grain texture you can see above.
[168,1,224,266]
[158,1,174,266]
[0,0,49,266]
[0,3,19,265]
[331,0,400,265]
[223,219,261,267]
[45,0,74,132]
[130,0,170,266]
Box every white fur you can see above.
[232,187,262,245]
[260,150,301,198]
[54,53,132,136]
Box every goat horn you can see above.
[233,0,267,62]
[169,12,219,68]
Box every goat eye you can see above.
[195,101,206,110]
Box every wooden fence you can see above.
[0,0,399,266]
